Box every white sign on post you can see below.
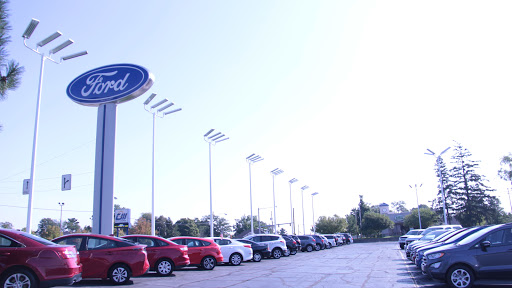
[23,179,30,195]
[62,174,71,191]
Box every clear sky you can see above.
[1,0,511,233]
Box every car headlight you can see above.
[427,252,445,260]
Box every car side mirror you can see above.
[481,241,491,251]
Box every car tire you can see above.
[0,268,38,288]
[229,253,243,266]
[446,265,474,288]
[272,248,283,259]
[306,245,313,252]
[253,251,262,262]
[283,248,291,257]
[109,263,131,285]
[155,258,174,276]
[201,256,216,270]
[315,244,321,251]
[399,243,405,249]
[290,249,297,255]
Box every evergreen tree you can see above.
[0,0,24,131]
[450,142,499,226]
[498,153,512,182]
[63,218,81,233]
[345,210,359,235]
[432,157,456,223]
[155,216,176,238]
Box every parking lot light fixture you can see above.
[300,185,309,235]
[22,19,87,234]
[247,154,264,235]
[425,147,451,225]
[270,169,284,232]
[288,178,298,234]
[144,94,182,236]
[204,129,229,237]
[311,192,319,233]
[409,184,423,229]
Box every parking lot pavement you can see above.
[71,242,424,288]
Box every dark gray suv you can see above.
[424,223,512,288]
[297,235,316,252]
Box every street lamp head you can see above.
[204,129,215,137]
[157,102,174,112]
[424,149,435,156]
[143,93,157,105]
[247,154,263,163]
[289,178,298,183]
[37,31,62,47]
[49,39,74,55]
[61,51,88,61]
[440,147,451,156]
[271,168,283,175]
[163,108,182,115]
[150,99,168,109]
[312,192,319,196]
[215,137,229,144]
[301,185,309,190]
[23,19,40,39]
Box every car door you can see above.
[0,234,21,271]
[81,236,118,278]
[182,239,204,264]
[215,239,233,260]
[53,236,92,277]
[136,237,158,267]
[474,227,512,279]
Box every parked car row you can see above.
[401,223,512,288]
[0,229,354,287]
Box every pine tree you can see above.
[0,0,23,131]
[449,142,498,226]
[432,157,456,223]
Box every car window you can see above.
[483,229,506,246]
[186,239,204,247]
[156,239,169,246]
[172,239,184,245]
[87,237,114,250]
[201,240,211,246]
[0,235,21,248]
[54,237,83,251]
[215,239,231,245]
[138,237,156,247]
[250,236,260,242]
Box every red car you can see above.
[0,229,82,288]
[169,237,223,270]
[52,234,149,284]
[121,235,190,276]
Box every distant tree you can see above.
[233,215,268,235]
[82,225,92,233]
[0,221,13,229]
[175,218,199,236]
[403,208,438,229]
[0,0,24,131]
[431,156,457,224]
[37,218,61,240]
[450,143,500,226]
[279,228,287,235]
[315,215,347,234]
[155,216,176,238]
[498,153,512,182]
[355,195,372,228]
[63,218,81,234]
[131,213,152,235]
[391,201,409,213]
[200,214,232,237]
[361,212,394,238]
[345,210,359,235]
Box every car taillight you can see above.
[244,245,251,249]
[293,241,296,244]
[59,248,77,259]
[312,239,316,242]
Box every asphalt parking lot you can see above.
[70,242,433,288]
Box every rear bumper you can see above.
[40,273,82,288]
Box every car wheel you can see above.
[283,248,291,257]
[315,244,321,251]
[155,258,174,276]
[253,251,262,262]
[306,245,313,252]
[447,265,474,288]
[290,249,297,255]
[109,264,131,285]
[399,243,405,249]
[229,253,243,266]
[201,256,216,270]
[0,268,37,288]
[272,248,282,259]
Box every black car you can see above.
[235,239,271,262]
[424,223,512,288]
[283,235,302,252]
[281,235,299,256]
[297,235,316,252]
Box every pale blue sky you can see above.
[1,0,511,233]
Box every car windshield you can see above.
[421,230,448,241]
[434,230,461,242]
[458,225,503,246]
[20,232,56,246]
[445,227,482,244]
[406,230,420,235]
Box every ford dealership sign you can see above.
[67,63,154,106]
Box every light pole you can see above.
[58,202,65,235]
[409,184,423,229]
[300,185,309,235]
[425,147,451,225]
[204,129,229,237]
[270,168,284,233]
[144,94,182,236]
[288,178,298,234]
[22,19,87,234]
[247,154,263,235]
[311,192,319,233]
[257,206,273,233]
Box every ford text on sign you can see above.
[66,63,154,106]
[114,209,131,225]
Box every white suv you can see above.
[404,224,462,249]
[243,234,288,259]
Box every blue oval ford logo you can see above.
[67,63,154,106]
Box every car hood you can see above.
[424,242,459,256]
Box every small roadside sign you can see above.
[62,174,71,191]
[23,179,30,195]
